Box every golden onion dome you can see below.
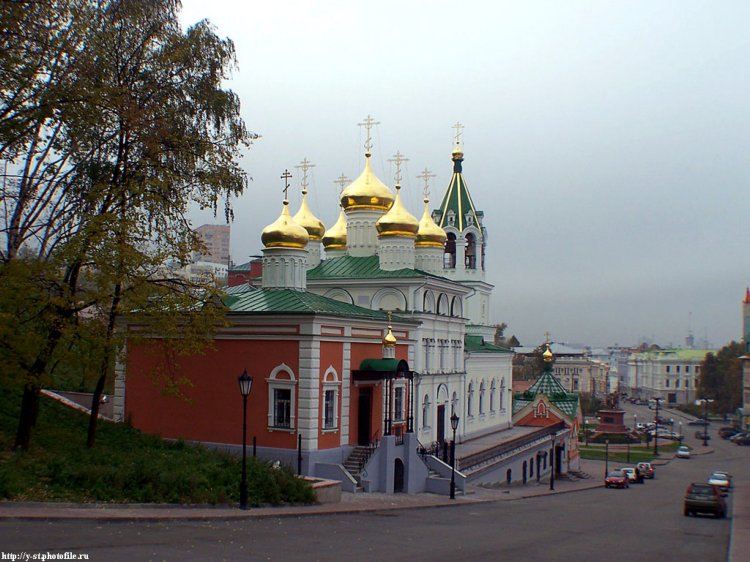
[322,207,347,249]
[293,189,325,240]
[340,154,394,212]
[261,200,309,249]
[543,343,554,363]
[375,185,419,238]
[416,197,447,248]
[383,324,397,347]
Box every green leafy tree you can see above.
[1,0,250,449]
[698,342,744,414]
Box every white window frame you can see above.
[267,363,297,432]
[422,394,431,430]
[322,366,340,431]
[393,383,405,422]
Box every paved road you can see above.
[1,409,745,562]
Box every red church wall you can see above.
[318,340,343,449]
[125,337,300,449]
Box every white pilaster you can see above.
[298,338,320,451]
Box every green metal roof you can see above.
[223,283,256,296]
[513,366,580,418]
[434,153,482,232]
[464,335,513,354]
[308,255,434,280]
[358,358,402,372]
[227,288,409,321]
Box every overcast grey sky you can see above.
[181,0,749,350]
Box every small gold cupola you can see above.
[375,183,419,238]
[322,207,348,249]
[261,170,309,249]
[543,343,554,363]
[415,170,447,248]
[292,158,325,241]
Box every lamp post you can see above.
[678,421,683,443]
[238,369,253,510]
[604,438,610,478]
[653,396,662,456]
[450,413,459,500]
[549,433,555,491]
[697,398,713,446]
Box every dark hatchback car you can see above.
[684,483,726,518]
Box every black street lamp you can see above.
[238,369,253,510]
[450,413,459,500]
[698,398,712,446]
[549,433,555,491]
[653,396,662,456]
[604,438,610,477]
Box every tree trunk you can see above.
[14,382,40,450]
[87,373,107,448]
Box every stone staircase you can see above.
[343,446,373,486]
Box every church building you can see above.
[115,119,572,494]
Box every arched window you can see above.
[529,457,534,478]
[267,364,297,430]
[467,382,474,417]
[322,367,340,430]
[490,380,496,412]
[444,233,456,268]
[499,379,506,410]
[465,233,476,269]
[479,381,485,415]
[422,394,431,429]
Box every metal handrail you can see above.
[459,422,565,472]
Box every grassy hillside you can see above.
[0,386,313,505]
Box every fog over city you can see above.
[182,0,749,349]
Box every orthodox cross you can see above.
[295,158,315,193]
[357,114,380,154]
[452,121,464,146]
[388,151,408,186]
[387,310,392,326]
[544,331,551,344]
[416,168,436,200]
[280,169,292,199]
[334,173,350,196]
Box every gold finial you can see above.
[334,173,350,197]
[452,121,464,146]
[543,343,553,363]
[280,169,293,200]
[295,158,315,193]
[388,151,409,186]
[383,311,397,346]
[358,114,380,155]
[417,168,436,202]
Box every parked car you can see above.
[621,467,639,484]
[676,445,691,458]
[684,483,726,518]
[718,427,738,439]
[734,434,750,446]
[730,432,749,443]
[688,419,710,426]
[605,469,630,489]
[708,472,731,494]
[636,462,655,479]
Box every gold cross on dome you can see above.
[358,114,380,154]
[544,331,551,344]
[387,310,392,325]
[416,168,436,199]
[280,169,292,199]
[295,158,315,192]
[452,121,464,146]
[388,151,408,185]
[334,173,350,196]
